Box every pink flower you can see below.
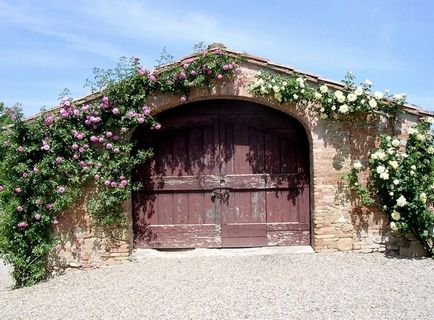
[55,244,62,252]
[76,133,84,140]
[112,108,120,115]
[44,115,55,126]
[42,144,50,151]
[73,109,80,116]
[64,100,71,107]
[183,63,189,69]
[180,96,187,103]
[216,74,223,80]
[46,203,54,210]
[155,124,162,130]
[235,67,241,74]
[3,140,10,147]
[34,213,41,221]
[104,180,111,186]
[142,106,151,116]
[72,143,79,150]
[58,186,65,193]
[16,206,23,212]
[33,167,39,173]
[119,180,128,188]
[113,135,119,141]
[0,185,4,192]
[98,137,106,143]
[17,221,28,229]
[127,111,136,118]
[179,72,187,79]
[36,199,43,205]
[190,70,197,77]
[149,74,157,83]
[136,67,147,75]
[14,187,21,193]
[113,148,120,153]
[79,147,85,153]
[90,135,99,142]
[105,131,113,138]
[16,146,25,152]
[22,172,29,178]
[73,154,79,160]
[81,104,90,112]
[137,117,145,124]
[110,181,117,188]
[52,219,58,225]
[106,143,113,150]
[94,174,100,180]
[119,176,126,181]
[223,64,229,71]
[56,157,64,163]
[120,127,128,133]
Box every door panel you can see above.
[132,100,310,248]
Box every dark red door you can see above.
[132,100,310,248]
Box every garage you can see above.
[132,99,310,248]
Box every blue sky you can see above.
[1,0,433,116]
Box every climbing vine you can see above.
[0,46,241,288]
[0,44,432,288]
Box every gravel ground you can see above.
[0,252,433,320]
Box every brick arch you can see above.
[130,98,312,248]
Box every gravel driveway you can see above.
[0,251,433,320]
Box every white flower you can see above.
[314,92,322,100]
[391,139,400,147]
[393,179,400,185]
[389,192,394,196]
[334,90,344,99]
[420,192,427,204]
[376,165,386,174]
[396,195,407,207]
[372,150,387,161]
[428,147,434,154]
[353,161,363,171]
[320,108,325,112]
[337,95,346,103]
[331,106,336,111]
[374,91,384,100]
[354,87,363,96]
[388,160,399,169]
[386,136,392,141]
[347,93,357,102]
[387,148,395,155]
[391,211,401,221]
[369,99,377,109]
[390,221,398,231]
[411,165,416,170]
[380,172,389,180]
[339,104,349,113]
[401,153,408,158]
[274,92,282,102]
[319,85,328,93]
[408,127,418,135]
[293,94,299,100]
[282,81,287,86]
[364,79,373,86]
[371,152,378,160]
[273,85,280,93]
[410,171,415,176]
[416,134,426,141]
[320,113,328,119]
[296,77,305,88]
[424,117,434,124]
[257,71,262,76]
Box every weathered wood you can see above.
[132,100,311,248]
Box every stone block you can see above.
[337,238,353,251]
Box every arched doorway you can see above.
[132,100,310,248]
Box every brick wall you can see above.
[54,63,426,268]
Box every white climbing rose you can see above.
[391,139,400,147]
[354,87,363,96]
[396,195,407,207]
[376,165,386,174]
[347,93,357,102]
[353,161,363,170]
[408,127,418,135]
[339,104,349,113]
[388,160,399,169]
[374,91,384,99]
[273,85,280,93]
[420,192,427,204]
[380,172,389,180]
[319,85,328,93]
[314,92,322,100]
[364,79,373,86]
[390,221,398,231]
[428,147,434,154]
[369,99,377,108]
[393,179,400,185]
[391,211,401,221]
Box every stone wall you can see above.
[54,62,427,268]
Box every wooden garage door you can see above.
[132,100,310,248]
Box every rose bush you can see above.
[0,46,242,288]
